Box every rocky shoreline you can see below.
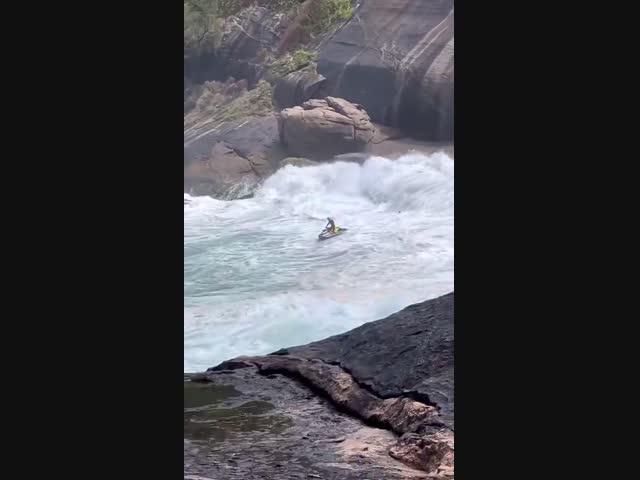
[185,292,454,479]
[184,3,455,473]
[184,0,454,198]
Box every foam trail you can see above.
[184,152,454,372]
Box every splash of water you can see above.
[184,152,454,371]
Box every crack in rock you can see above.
[203,355,453,477]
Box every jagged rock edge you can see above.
[322,358,442,411]
[199,355,454,476]
[205,356,439,433]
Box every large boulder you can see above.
[317,0,454,140]
[277,97,376,159]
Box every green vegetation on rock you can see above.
[215,0,302,17]
[184,0,353,53]
[227,80,275,120]
[185,0,355,121]
[259,0,303,13]
[185,79,275,130]
[268,49,318,78]
[184,0,305,55]
[304,0,354,36]
[184,0,253,22]
[211,80,275,123]
[184,0,225,53]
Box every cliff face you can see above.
[184,0,454,197]
[184,0,454,139]
[316,0,454,140]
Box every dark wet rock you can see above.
[209,355,441,434]
[270,348,290,355]
[286,292,454,429]
[196,293,455,477]
[189,372,211,383]
[210,359,258,372]
[185,368,430,479]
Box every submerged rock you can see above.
[280,157,319,168]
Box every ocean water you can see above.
[184,152,454,372]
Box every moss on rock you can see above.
[303,0,354,36]
[267,49,318,79]
[220,80,275,122]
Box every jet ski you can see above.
[318,227,348,240]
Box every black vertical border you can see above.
[3,2,185,477]
[455,0,633,477]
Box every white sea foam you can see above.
[184,152,454,371]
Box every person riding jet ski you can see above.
[325,217,338,234]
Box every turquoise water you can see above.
[184,152,454,372]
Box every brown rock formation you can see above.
[277,96,376,159]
